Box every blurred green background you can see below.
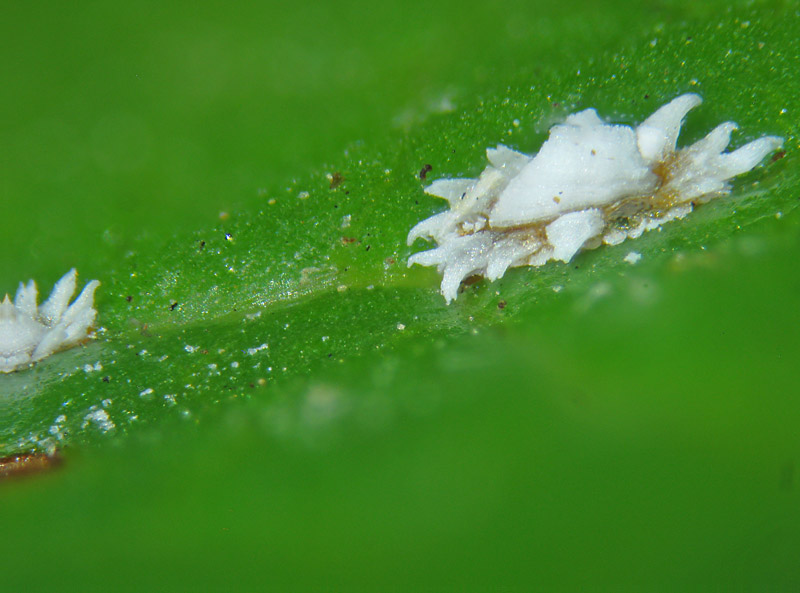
[2,0,800,590]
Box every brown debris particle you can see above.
[329,172,344,189]
[419,164,433,180]
[0,452,63,481]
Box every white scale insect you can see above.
[408,93,783,303]
[0,269,99,373]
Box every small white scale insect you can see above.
[0,269,100,373]
[407,93,783,302]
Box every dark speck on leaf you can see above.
[125,295,133,302]
[419,164,433,180]
[169,302,179,311]
[497,300,507,310]
[199,240,206,248]
[102,376,110,383]
[772,150,786,162]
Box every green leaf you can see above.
[2,0,800,590]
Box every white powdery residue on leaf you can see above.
[247,343,269,356]
[49,414,68,439]
[407,93,783,302]
[83,361,104,373]
[81,408,115,433]
[0,269,100,372]
[624,251,643,265]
